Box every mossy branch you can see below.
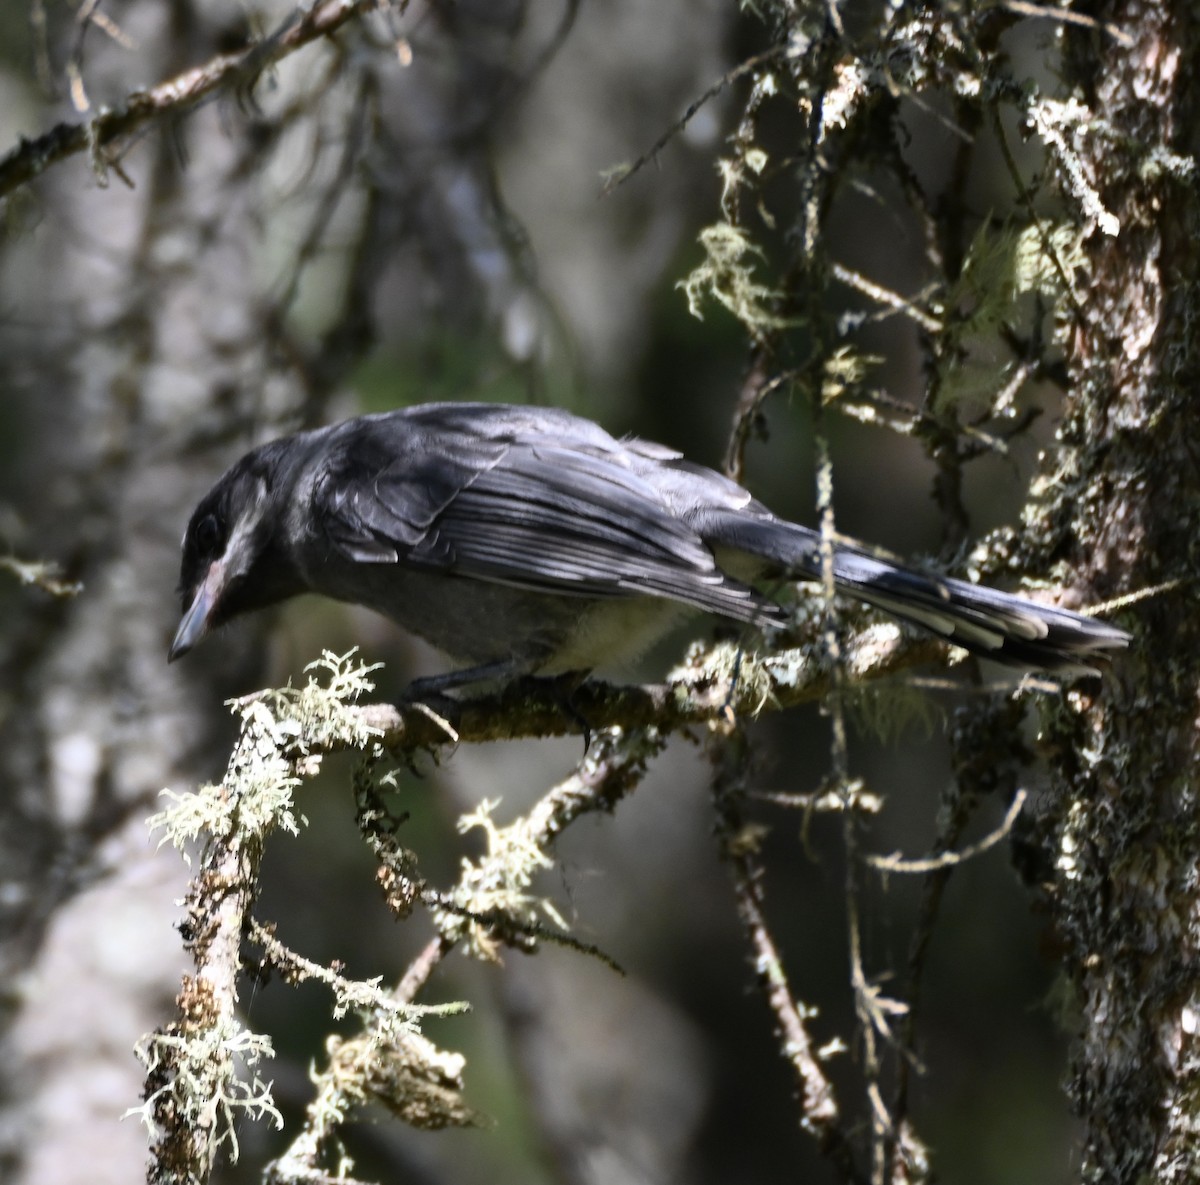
[138,622,971,1183]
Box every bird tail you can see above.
[829,549,1128,674]
[701,513,1129,674]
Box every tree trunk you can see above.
[1039,5,1200,1180]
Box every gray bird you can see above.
[169,402,1129,683]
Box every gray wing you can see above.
[309,404,780,624]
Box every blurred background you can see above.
[0,2,1081,1183]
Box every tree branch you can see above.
[346,629,949,753]
[0,0,379,200]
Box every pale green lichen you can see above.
[669,637,779,716]
[126,1020,282,1166]
[821,346,882,406]
[0,554,82,596]
[137,650,406,1172]
[437,797,568,959]
[842,681,941,746]
[149,649,383,855]
[679,222,793,336]
[1026,97,1120,236]
[932,218,1085,410]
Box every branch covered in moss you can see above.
[134,654,476,1184]
[351,626,950,753]
[138,624,968,1182]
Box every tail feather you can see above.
[837,555,1129,674]
[697,511,1130,674]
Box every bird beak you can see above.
[169,560,225,663]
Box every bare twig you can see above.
[0,0,379,200]
[814,413,893,1183]
[995,1,1134,47]
[601,48,785,197]
[868,789,1027,873]
[710,731,865,1184]
[991,107,1086,319]
[831,261,943,334]
[246,919,462,1022]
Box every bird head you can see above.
[170,442,306,662]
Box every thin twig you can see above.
[831,261,943,334]
[396,935,456,1004]
[816,419,891,1183]
[991,107,1086,320]
[601,47,785,196]
[247,919,458,1020]
[996,1,1134,47]
[0,0,379,200]
[710,732,866,1184]
[868,789,1027,873]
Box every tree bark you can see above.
[1037,5,1200,1180]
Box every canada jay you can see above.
[170,402,1128,682]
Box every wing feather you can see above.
[310,408,779,625]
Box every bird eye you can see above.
[194,513,223,554]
